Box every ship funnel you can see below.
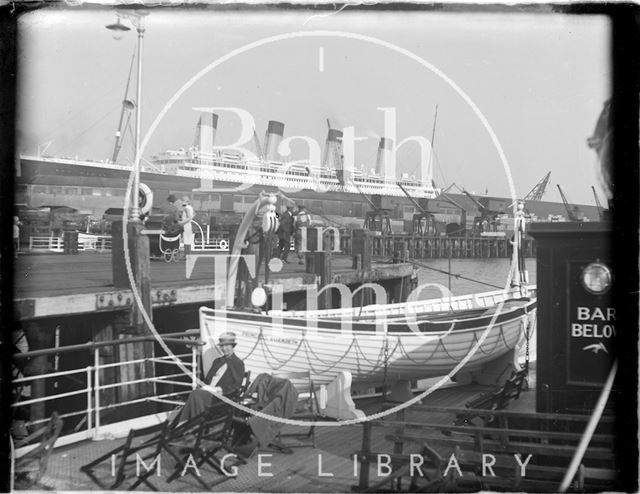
[322,128,343,169]
[375,137,394,179]
[194,112,218,155]
[263,120,285,162]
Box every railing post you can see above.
[86,366,93,434]
[191,345,198,390]
[357,421,372,491]
[94,347,101,437]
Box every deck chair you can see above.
[273,370,322,448]
[81,420,167,490]
[134,383,250,491]
[14,412,63,490]
[159,402,237,489]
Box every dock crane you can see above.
[591,185,605,221]
[523,171,551,202]
[358,189,392,234]
[556,184,581,221]
[435,186,468,236]
[396,183,438,235]
[506,171,551,220]
[461,188,503,235]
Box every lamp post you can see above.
[106,9,152,313]
[106,11,153,409]
[106,10,147,222]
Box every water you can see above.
[415,257,537,299]
[415,257,538,365]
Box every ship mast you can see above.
[111,49,136,164]
[427,104,438,187]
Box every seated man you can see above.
[176,332,245,423]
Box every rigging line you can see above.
[111,48,137,163]
[559,359,618,493]
[276,191,346,228]
[117,121,136,165]
[408,258,504,290]
[373,254,502,290]
[112,103,135,163]
[59,107,120,155]
[38,84,128,145]
[432,134,448,186]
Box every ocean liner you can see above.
[16,111,600,234]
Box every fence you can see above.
[28,235,112,253]
[11,330,201,451]
[368,234,535,259]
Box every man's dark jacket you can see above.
[279,211,294,235]
[204,353,245,396]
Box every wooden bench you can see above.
[353,405,617,492]
[454,368,528,427]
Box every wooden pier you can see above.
[339,233,535,260]
[14,252,413,320]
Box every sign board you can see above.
[566,261,615,386]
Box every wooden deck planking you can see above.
[38,382,523,492]
[14,253,411,319]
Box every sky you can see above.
[16,8,611,205]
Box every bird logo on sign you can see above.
[582,342,608,355]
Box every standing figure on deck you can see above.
[277,206,294,263]
[13,216,21,259]
[176,332,245,423]
[178,195,195,256]
[165,195,183,235]
[294,205,311,264]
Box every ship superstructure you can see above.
[16,111,601,232]
[149,111,439,199]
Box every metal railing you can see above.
[12,330,201,448]
[191,223,229,251]
[28,235,112,253]
[28,236,64,252]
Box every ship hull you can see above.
[16,156,601,224]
